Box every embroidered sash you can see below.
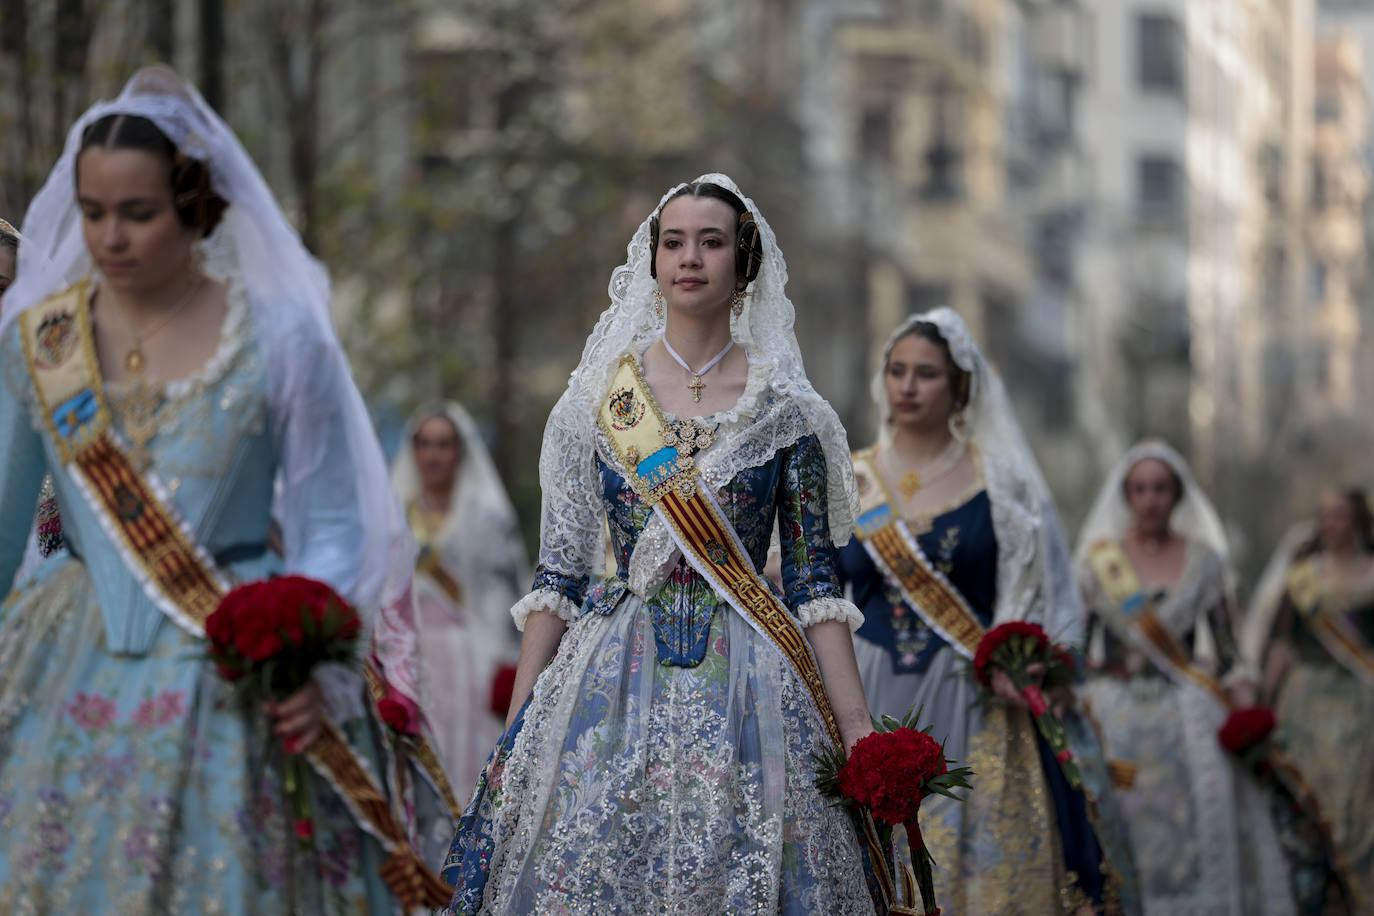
[416,549,465,606]
[1285,559,1374,689]
[597,355,920,914]
[1086,540,1230,706]
[21,283,451,908]
[850,450,985,658]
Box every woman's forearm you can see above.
[506,610,568,729]
[806,619,874,751]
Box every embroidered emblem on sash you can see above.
[607,387,645,430]
[35,310,77,368]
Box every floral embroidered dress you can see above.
[838,458,1140,916]
[440,362,874,915]
[1078,540,1294,915]
[0,287,420,914]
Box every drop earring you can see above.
[730,288,746,318]
[653,289,666,319]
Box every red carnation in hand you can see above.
[837,728,948,826]
[1219,707,1277,754]
[972,621,1050,687]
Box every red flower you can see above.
[489,665,518,719]
[377,697,413,733]
[837,728,948,826]
[234,611,286,662]
[1219,707,1277,754]
[973,621,1050,687]
[294,818,314,841]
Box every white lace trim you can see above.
[511,588,580,631]
[795,596,863,631]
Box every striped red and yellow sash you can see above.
[20,283,451,909]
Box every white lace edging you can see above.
[796,596,863,631]
[511,589,580,631]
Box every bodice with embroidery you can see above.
[531,416,844,668]
[838,489,999,674]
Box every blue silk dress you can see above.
[440,416,875,915]
[0,289,416,913]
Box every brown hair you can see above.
[78,114,228,238]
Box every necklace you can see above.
[661,334,735,403]
[108,274,206,375]
[890,437,965,500]
[99,275,205,471]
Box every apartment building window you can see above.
[860,100,895,164]
[1138,14,1184,93]
[1036,69,1075,145]
[1138,155,1184,222]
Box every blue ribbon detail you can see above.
[1120,592,1146,616]
[856,504,894,538]
[53,389,98,441]
[636,447,680,487]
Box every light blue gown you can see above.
[0,289,412,913]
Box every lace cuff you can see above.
[312,661,365,725]
[796,596,863,631]
[511,588,581,631]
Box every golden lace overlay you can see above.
[920,706,1072,915]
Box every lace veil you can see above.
[391,400,528,616]
[1074,439,1232,570]
[519,173,858,620]
[872,308,1083,642]
[0,67,413,622]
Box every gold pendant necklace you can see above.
[888,437,965,501]
[101,274,205,472]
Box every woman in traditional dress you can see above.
[440,174,884,914]
[1244,488,1374,911]
[390,401,526,792]
[0,67,449,912]
[1074,441,1296,914]
[837,309,1139,915]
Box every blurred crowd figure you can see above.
[390,401,525,795]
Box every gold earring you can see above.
[653,288,666,319]
[730,288,746,318]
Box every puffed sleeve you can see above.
[511,388,604,630]
[775,433,863,630]
[0,327,48,595]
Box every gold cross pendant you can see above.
[899,470,921,500]
[687,375,705,402]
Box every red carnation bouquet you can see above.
[1218,706,1277,757]
[816,706,973,916]
[973,621,1083,788]
[205,575,362,846]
